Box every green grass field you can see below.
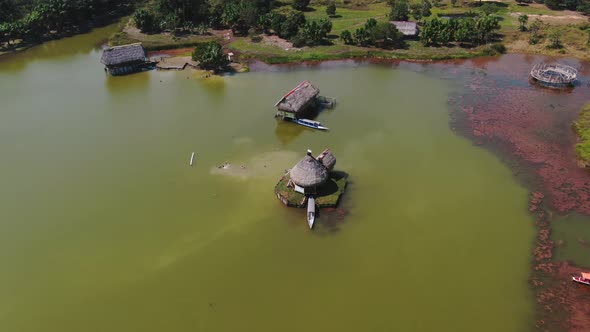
[306,3,390,34]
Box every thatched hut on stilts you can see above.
[274,81,321,120]
[275,148,345,207]
[100,43,152,76]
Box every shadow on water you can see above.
[197,75,227,103]
[314,171,351,236]
[104,71,151,95]
[274,120,306,145]
[0,20,124,74]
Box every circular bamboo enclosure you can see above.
[530,63,577,88]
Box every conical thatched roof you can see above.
[290,153,328,188]
[101,43,148,66]
[317,149,336,171]
[275,81,320,113]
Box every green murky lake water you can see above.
[0,25,535,331]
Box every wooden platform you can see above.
[155,56,199,70]
[275,173,347,208]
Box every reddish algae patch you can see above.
[450,54,590,331]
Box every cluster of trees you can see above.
[258,10,306,39]
[133,0,272,34]
[389,0,410,21]
[192,40,228,69]
[0,0,138,45]
[292,17,332,46]
[543,0,590,14]
[340,18,405,49]
[388,0,440,21]
[420,16,500,46]
[133,0,333,46]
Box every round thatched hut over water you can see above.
[275,149,345,208]
[289,151,329,194]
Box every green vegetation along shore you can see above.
[0,0,144,56]
[2,0,589,62]
[574,103,590,168]
[104,0,590,63]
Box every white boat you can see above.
[307,196,316,229]
[292,119,329,131]
[573,272,590,286]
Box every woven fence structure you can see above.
[530,63,577,87]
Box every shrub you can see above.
[299,17,332,46]
[291,33,306,47]
[292,0,311,10]
[279,10,306,39]
[548,29,562,49]
[544,0,560,9]
[389,0,409,21]
[480,3,500,16]
[133,8,159,33]
[192,41,229,70]
[490,42,506,54]
[518,14,528,31]
[340,30,353,44]
[326,2,336,16]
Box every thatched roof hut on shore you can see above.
[100,43,150,76]
[275,81,320,118]
[390,21,418,37]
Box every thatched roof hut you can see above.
[290,151,329,189]
[317,149,336,171]
[100,43,148,67]
[275,81,320,114]
[390,21,418,36]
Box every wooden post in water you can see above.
[189,152,195,166]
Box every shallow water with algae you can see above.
[0,26,538,331]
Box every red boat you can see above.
[572,272,590,285]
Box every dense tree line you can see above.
[0,0,139,45]
[543,0,590,14]
[132,0,334,46]
[134,0,274,34]
[340,18,405,49]
[420,15,500,46]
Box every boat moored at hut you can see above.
[275,148,346,227]
[101,43,152,76]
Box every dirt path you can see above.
[510,11,588,24]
